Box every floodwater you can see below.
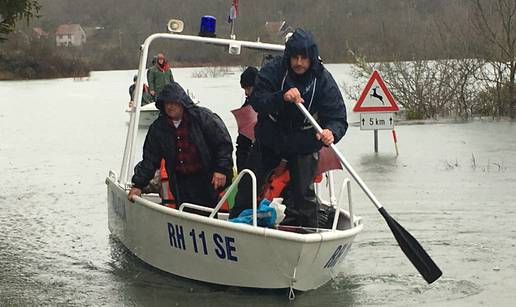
[1,65,516,306]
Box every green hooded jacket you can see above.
[148,62,174,97]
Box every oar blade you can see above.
[379,207,442,284]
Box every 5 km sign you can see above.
[360,113,394,130]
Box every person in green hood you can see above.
[148,52,175,99]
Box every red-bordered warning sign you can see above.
[353,70,399,112]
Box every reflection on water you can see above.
[358,153,401,174]
[106,236,337,306]
[330,274,482,306]
[1,69,516,306]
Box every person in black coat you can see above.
[230,28,348,228]
[128,82,234,209]
[235,66,258,172]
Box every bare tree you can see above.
[470,0,516,118]
[432,7,485,120]
[345,48,483,120]
[0,0,41,41]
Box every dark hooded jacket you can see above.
[250,28,348,155]
[132,82,234,201]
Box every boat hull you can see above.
[106,176,362,291]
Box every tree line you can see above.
[1,0,478,68]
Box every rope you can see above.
[288,267,297,301]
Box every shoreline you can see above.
[0,70,90,81]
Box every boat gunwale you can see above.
[107,175,363,243]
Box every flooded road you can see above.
[1,66,516,306]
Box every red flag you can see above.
[228,0,238,22]
[233,0,239,16]
[231,105,257,141]
[316,146,343,175]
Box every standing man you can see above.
[230,28,348,228]
[128,82,234,210]
[235,66,258,172]
[148,52,175,99]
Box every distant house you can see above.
[55,24,86,47]
[32,27,49,39]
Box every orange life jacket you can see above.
[160,159,176,209]
[314,174,323,183]
[262,161,290,201]
[261,162,325,200]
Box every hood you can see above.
[156,82,196,111]
[240,66,258,88]
[283,28,322,75]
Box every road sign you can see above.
[353,70,399,112]
[360,112,394,130]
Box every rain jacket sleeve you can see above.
[131,123,162,189]
[148,67,157,93]
[129,84,135,100]
[249,60,285,115]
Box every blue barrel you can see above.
[199,15,216,37]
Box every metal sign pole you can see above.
[374,129,378,153]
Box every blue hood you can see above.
[283,28,322,76]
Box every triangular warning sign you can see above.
[353,70,399,112]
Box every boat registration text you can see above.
[167,222,238,262]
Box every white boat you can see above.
[107,22,364,296]
[107,171,362,293]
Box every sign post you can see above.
[353,70,399,154]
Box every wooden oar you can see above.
[295,102,442,284]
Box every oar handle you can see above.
[295,102,383,210]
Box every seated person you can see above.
[129,75,153,108]
[128,82,234,212]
